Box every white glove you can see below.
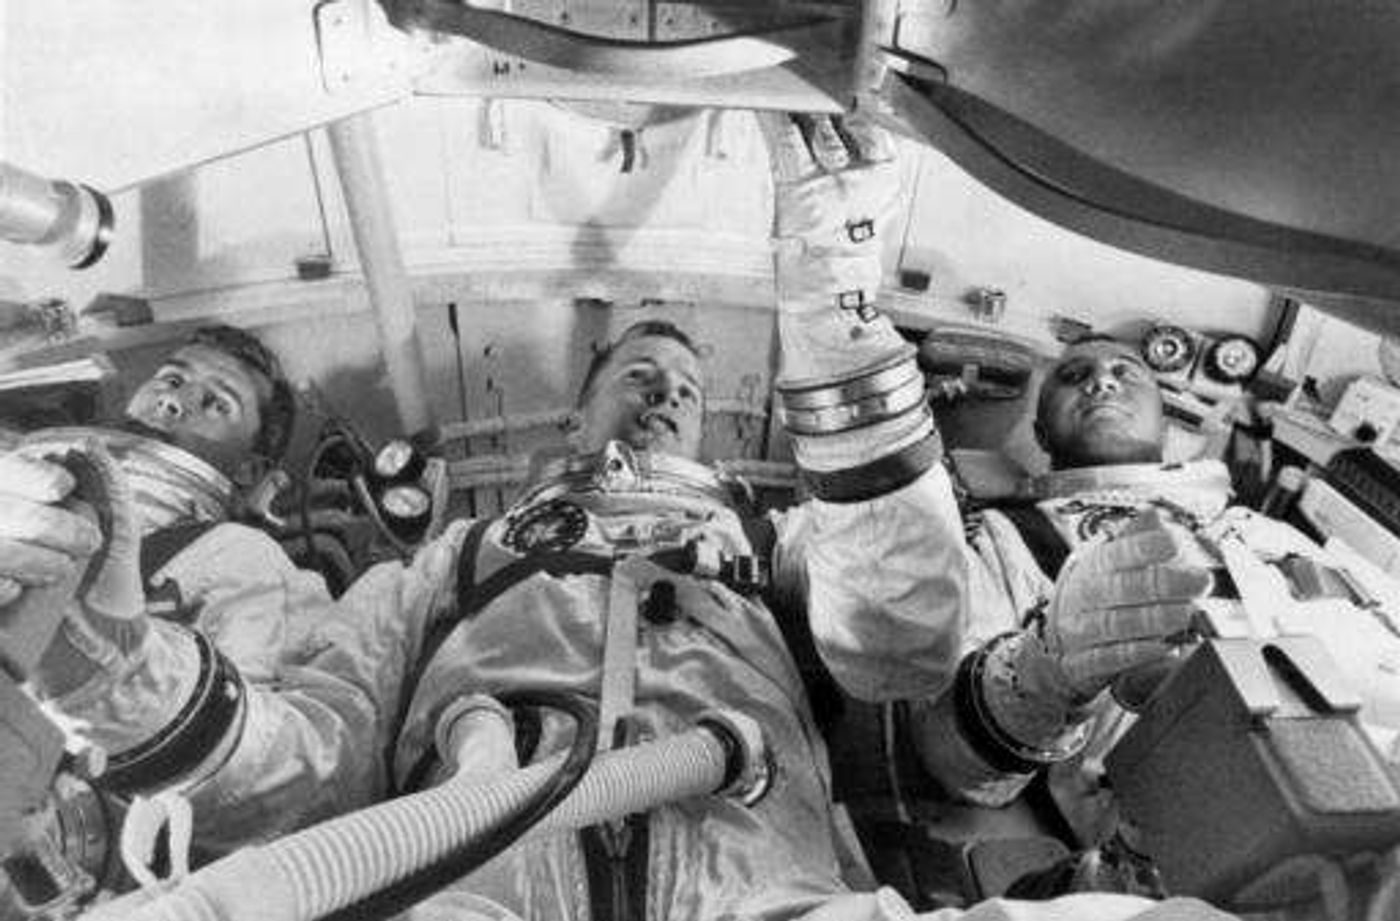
[0,443,146,697]
[982,509,1215,757]
[755,110,909,389]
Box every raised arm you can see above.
[758,111,971,703]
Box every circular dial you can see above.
[380,483,431,520]
[374,439,424,482]
[1204,335,1260,383]
[1140,325,1197,374]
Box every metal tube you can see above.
[0,161,113,268]
[325,113,434,433]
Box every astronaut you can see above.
[118,323,296,486]
[902,334,1400,918]
[0,324,313,917]
[2,322,297,544]
[1,323,309,675]
[0,119,1235,921]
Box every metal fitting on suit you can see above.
[777,348,926,437]
[434,694,517,777]
[696,710,771,806]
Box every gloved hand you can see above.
[0,442,146,697]
[981,509,1215,758]
[755,110,909,389]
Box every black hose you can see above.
[293,429,351,580]
[293,424,366,583]
[322,690,599,921]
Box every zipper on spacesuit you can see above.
[601,819,633,920]
[581,812,649,921]
[581,710,650,921]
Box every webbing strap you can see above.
[140,521,219,584]
[994,504,1070,581]
[410,516,497,703]
[597,557,648,750]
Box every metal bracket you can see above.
[315,0,412,94]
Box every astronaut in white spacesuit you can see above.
[0,324,314,919]
[1,322,297,554]
[902,334,1400,919]
[0,117,1237,921]
[0,323,306,682]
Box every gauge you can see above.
[373,438,424,483]
[1203,335,1260,383]
[1140,324,1197,374]
[377,483,432,545]
[381,483,431,519]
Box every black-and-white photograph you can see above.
[3,4,1399,920]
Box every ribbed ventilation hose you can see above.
[89,722,737,921]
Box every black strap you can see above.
[393,517,495,794]
[994,504,1071,581]
[462,552,615,619]
[457,518,494,591]
[418,518,583,692]
[397,522,619,792]
[800,432,942,504]
[139,521,219,584]
[739,513,845,735]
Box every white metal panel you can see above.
[1,0,411,192]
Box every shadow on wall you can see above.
[296,362,404,463]
[933,371,1047,477]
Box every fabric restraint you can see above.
[139,521,219,585]
[598,557,647,749]
[993,505,1072,581]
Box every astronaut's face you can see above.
[1035,339,1165,469]
[576,335,705,460]
[124,344,268,474]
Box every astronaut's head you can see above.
[124,324,296,479]
[1034,334,1165,470]
[575,320,705,461]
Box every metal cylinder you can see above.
[0,162,114,268]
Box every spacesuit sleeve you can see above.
[45,520,472,850]
[762,112,936,485]
[761,113,969,703]
[902,508,1067,804]
[773,467,969,703]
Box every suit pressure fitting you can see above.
[97,631,246,796]
[777,347,939,502]
[697,710,772,807]
[778,347,926,437]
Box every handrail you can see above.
[387,0,841,80]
